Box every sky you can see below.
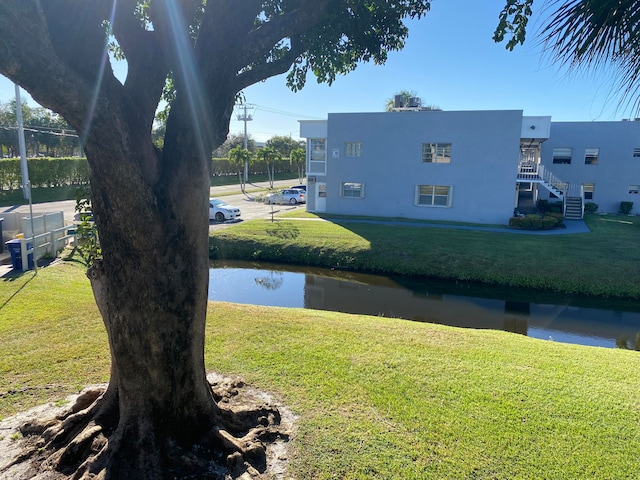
[0,1,632,144]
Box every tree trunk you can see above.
[6,98,284,480]
[89,148,215,477]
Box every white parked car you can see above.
[209,198,241,222]
[265,189,306,205]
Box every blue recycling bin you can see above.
[6,239,33,271]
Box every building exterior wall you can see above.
[541,121,640,214]
[320,110,523,224]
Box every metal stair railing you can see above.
[538,165,568,197]
[517,162,586,217]
[517,163,567,198]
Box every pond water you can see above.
[208,261,640,349]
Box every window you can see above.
[583,183,595,200]
[341,182,364,198]
[309,138,326,174]
[584,148,599,165]
[422,143,451,163]
[634,148,640,157]
[416,185,451,207]
[345,142,362,157]
[552,147,572,164]
[630,185,639,194]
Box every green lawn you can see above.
[209,213,640,299]
[1,261,640,478]
[0,185,81,206]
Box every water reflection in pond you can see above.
[208,261,640,349]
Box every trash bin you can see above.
[6,239,33,271]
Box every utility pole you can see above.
[15,84,37,273]
[236,103,254,184]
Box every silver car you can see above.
[209,198,241,222]
[265,189,306,204]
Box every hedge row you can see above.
[1,156,300,191]
[509,213,564,230]
[0,157,89,190]
[210,157,298,177]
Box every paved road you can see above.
[0,179,305,230]
[209,183,306,231]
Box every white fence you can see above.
[2,211,76,270]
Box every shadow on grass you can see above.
[266,221,300,239]
[0,270,36,311]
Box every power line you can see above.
[234,103,323,120]
[0,124,79,138]
[254,104,323,120]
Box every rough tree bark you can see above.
[0,0,431,477]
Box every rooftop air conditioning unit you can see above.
[408,97,421,108]
[394,95,404,108]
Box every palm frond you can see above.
[541,0,640,112]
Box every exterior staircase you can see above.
[517,162,584,219]
[564,196,583,220]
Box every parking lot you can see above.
[209,190,306,231]
[0,179,305,232]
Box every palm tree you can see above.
[496,0,640,112]
[542,0,640,111]
[228,146,252,193]
[290,147,306,183]
[255,146,281,188]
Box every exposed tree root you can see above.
[0,374,295,480]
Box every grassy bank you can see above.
[0,185,81,206]
[209,213,640,299]
[1,262,640,478]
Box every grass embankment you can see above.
[209,213,640,299]
[1,262,640,478]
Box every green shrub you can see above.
[548,201,564,214]
[0,157,89,190]
[546,212,564,224]
[509,214,563,230]
[620,201,634,215]
[584,202,599,214]
[536,199,549,213]
[210,156,297,177]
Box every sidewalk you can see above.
[325,217,590,235]
[0,250,15,277]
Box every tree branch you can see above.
[0,1,100,128]
[239,0,332,68]
[113,0,168,123]
[234,37,306,92]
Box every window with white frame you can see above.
[422,143,451,163]
[629,185,639,194]
[345,142,363,157]
[584,148,599,165]
[341,182,364,198]
[552,147,572,164]
[583,183,595,200]
[416,185,451,207]
[634,148,640,157]
[309,138,326,174]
